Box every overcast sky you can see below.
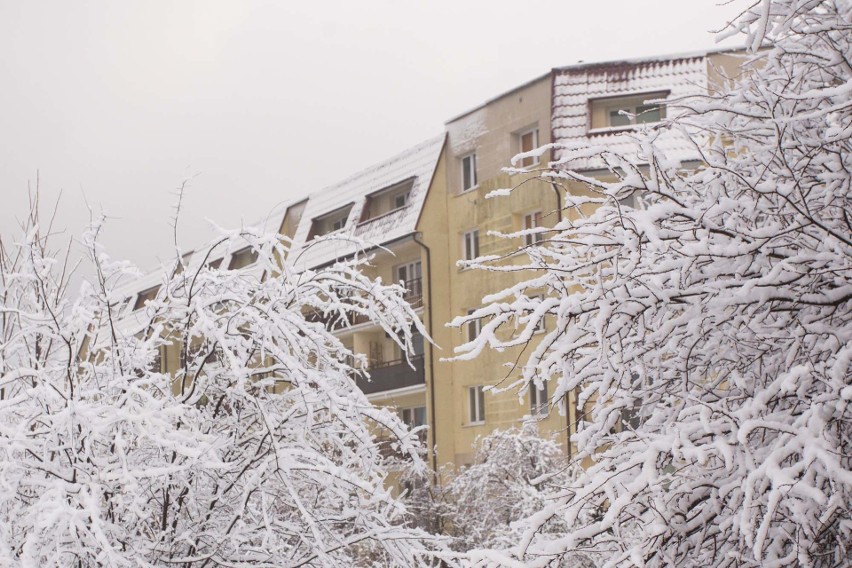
[0,0,745,278]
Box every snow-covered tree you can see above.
[402,425,593,564]
[456,1,851,566]
[0,206,441,567]
[442,426,585,555]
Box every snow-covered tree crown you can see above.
[458,1,851,566]
[0,211,443,567]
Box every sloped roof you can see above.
[287,134,445,270]
[552,54,709,170]
[106,200,293,336]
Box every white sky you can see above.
[0,0,745,276]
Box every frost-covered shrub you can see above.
[0,211,440,567]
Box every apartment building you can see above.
[111,48,744,474]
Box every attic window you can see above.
[589,91,668,132]
[133,285,160,311]
[207,258,223,270]
[308,204,353,240]
[228,247,258,270]
[359,178,415,223]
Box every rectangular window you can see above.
[461,153,477,191]
[530,381,548,416]
[467,309,481,343]
[358,178,415,224]
[462,229,479,261]
[518,128,539,167]
[531,294,545,334]
[394,192,409,209]
[308,204,353,240]
[468,385,485,424]
[522,211,543,246]
[396,261,423,307]
[227,247,258,270]
[401,406,427,429]
[133,285,160,311]
[589,91,668,131]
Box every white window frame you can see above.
[395,260,422,284]
[401,406,427,428]
[460,152,478,192]
[331,215,348,232]
[468,385,485,424]
[607,102,662,127]
[462,229,480,261]
[522,211,543,246]
[517,127,539,167]
[393,191,409,210]
[529,380,548,416]
[530,294,546,334]
[589,91,668,132]
[467,309,481,343]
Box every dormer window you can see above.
[358,178,415,224]
[394,192,408,209]
[308,204,354,240]
[132,285,160,311]
[227,247,258,270]
[589,91,668,132]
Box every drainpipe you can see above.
[550,181,574,460]
[412,232,438,472]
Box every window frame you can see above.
[358,178,415,224]
[227,246,259,270]
[530,293,546,334]
[308,203,354,240]
[401,406,427,429]
[522,211,544,247]
[466,308,482,343]
[460,152,478,192]
[587,90,669,133]
[462,229,480,261]
[529,380,548,416]
[517,127,539,168]
[468,385,485,425]
[133,285,161,311]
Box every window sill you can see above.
[587,123,661,136]
[465,420,486,428]
[356,204,410,227]
[458,185,479,195]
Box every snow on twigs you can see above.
[454,1,852,566]
[0,212,446,566]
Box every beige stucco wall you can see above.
[423,74,573,470]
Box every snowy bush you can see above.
[443,426,586,555]
[0,208,441,566]
[402,425,594,565]
[457,1,852,566]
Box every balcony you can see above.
[355,354,425,395]
[401,277,422,309]
[305,277,423,329]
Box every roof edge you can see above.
[445,71,552,125]
[553,46,745,74]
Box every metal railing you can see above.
[355,354,425,395]
[304,277,423,329]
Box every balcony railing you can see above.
[401,277,422,309]
[355,354,425,395]
[305,277,423,330]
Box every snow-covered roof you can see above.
[551,53,711,170]
[105,200,294,336]
[287,135,445,270]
